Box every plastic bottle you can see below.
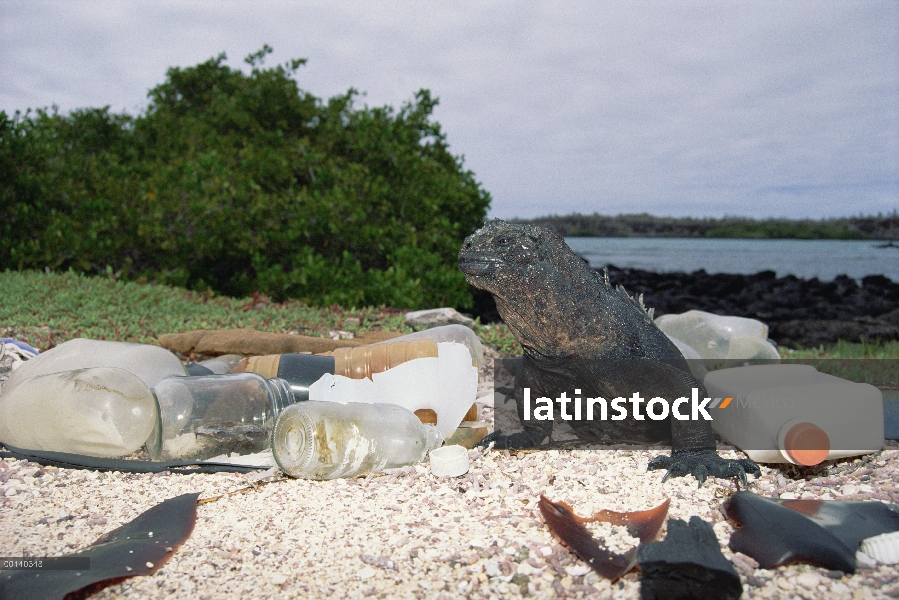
[374,324,485,369]
[654,310,780,361]
[234,339,438,401]
[146,373,295,461]
[271,400,442,479]
[0,367,158,457]
[309,341,478,438]
[2,338,187,395]
[704,364,884,465]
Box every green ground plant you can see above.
[4,270,894,359]
[0,269,523,355]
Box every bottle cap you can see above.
[429,445,469,477]
[860,531,899,565]
[782,421,830,466]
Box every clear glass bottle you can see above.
[146,373,295,461]
[271,401,442,479]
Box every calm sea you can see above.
[565,237,899,282]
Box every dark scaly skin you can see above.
[458,219,759,486]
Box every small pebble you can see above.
[796,572,820,588]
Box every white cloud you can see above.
[1,0,896,219]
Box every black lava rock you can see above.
[637,517,742,600]
[465,266,899,349]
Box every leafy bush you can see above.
[0,47,490,308]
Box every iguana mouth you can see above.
[458,255,502,276]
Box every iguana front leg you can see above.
[647,418,760,487]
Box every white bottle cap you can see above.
[429,445,469,477]
[777,419,830,466]
[860,531,899,564]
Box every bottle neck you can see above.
[264,377,298,416]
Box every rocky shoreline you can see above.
[470,267,899,349]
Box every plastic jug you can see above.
[0,367,157,457]
[147,373,295,461]
[309,342,478,439]
[2,338,187,395]
[704,364,884,465]
[271,400,441,479]
[655,310,780,361]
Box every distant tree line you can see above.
[514,212,899,240]
[0,46,491,308]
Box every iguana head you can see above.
[458,219,600,356]
[458,219,553,295]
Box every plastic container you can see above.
[271,400,442,479]
[374,324,485,369]
[429,445,470,477]
[235,339,438,401]
[655,310,780,361]
[704,364,884,465]
[146,373,295,461]
[0,367,158,457]
[2,338,187,395]
[309,342,479,438]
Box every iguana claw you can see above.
[647,450,760,487]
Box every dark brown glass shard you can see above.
[723,491,899,573]
[637,516,742,600]
[0,492,201,600]
[538,495,669,579]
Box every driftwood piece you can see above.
[157,328,402,356]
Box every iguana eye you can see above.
[496,236,510,245]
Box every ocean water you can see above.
[565,237,899,282]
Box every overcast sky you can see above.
[1,1,897,219]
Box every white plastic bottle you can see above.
[308,341,478,439]
[655,310,780,361]
[271,401,442,479]
[2,338,187,395]
[704,364,884,465]
[0,367,158,457]
[374,324,485,369]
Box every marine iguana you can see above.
[458,219,760,486]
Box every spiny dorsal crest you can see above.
[599,267,655,319]
[615,284,655,320]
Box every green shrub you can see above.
[0,47,490,308]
